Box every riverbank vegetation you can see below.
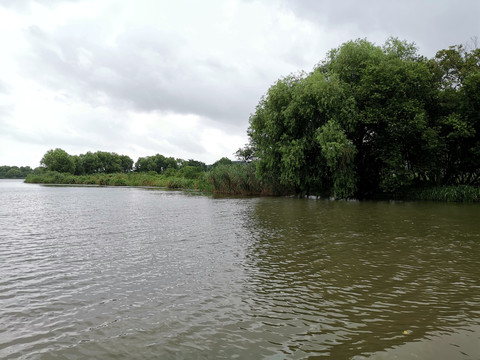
[407,185,480,202]
[25,159,265,195]
[0,166,34,179]
[24,38,479,201]
[26,169,213,191]
[243,38,480,200]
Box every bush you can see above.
[178,166,204,179]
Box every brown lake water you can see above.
[0,179,479,359]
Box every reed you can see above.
[408,185,480,202]
[25,171,213,192]
[207,163,264,195]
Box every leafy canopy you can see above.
[247,38,480,197]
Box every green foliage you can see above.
[0,166,34,178]
[41,148,75,174]
[178,165,203,179]
[247,38,480,198]
[316,121,357,198]
[40,149,133,175]
[135,154,178,173]
[80,152,101,174]
[210,157,233,168]
[409,186,480,202]
[163,168,178,177]
[185,159,207,170]
[207,163,263,195]
[234,145,256,162]
[25,171,213,192]
[29,149,218,192]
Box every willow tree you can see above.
[248,68,356,197]
[247,38,442,197]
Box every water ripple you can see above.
[0,181,479,359]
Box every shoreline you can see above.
[23,176,480,202]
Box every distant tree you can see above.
[185,159,207,170]
[72,155,85,175]
[235,145,256,162]
[82,152,101,174]
[94,151,120,173]
[135,156,152,172]
[135,154,183,173]
[135,154,164,173]
[40,148,75,173]
[119,155,134,172]
[165,157,179,170]
[0,166,33,178]
[178,165,204,179]
[211,157,233,168]
[19,166,33,176]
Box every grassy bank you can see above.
[25,163,268,196]
[25,171,214,192]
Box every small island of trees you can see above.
[20,38,480,201]
[0,166,34,179]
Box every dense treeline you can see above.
[40,149,134,175]
[244,38,480,198]
[0,165,34,178]
[38,149,210,176]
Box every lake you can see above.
[0,179,479,359]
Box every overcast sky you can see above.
[1,0,479,167]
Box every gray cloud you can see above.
[21,22,261,130]
[280,0,480,56]
[20,0,478,134]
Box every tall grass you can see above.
[207,163,264,195]
[408,185,480,202]
[25,169,479,202]
[25,171,213,192]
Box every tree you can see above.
[135,156,153,172]
[82,152,101,174]
[432,45,480,185]
[72,155,85,175]
[316,120,357,198]
[165,157,179,171]
[119,155,134,173]
[248,67,355,196]
[40,148,75,173]
[211,157,233,169]
[235,145,256,162]
[247,38,471,197]
[185,159,207,170]
[0,166,33,178]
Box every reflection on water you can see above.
[244,198,480,358]
[0,180,479,359]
